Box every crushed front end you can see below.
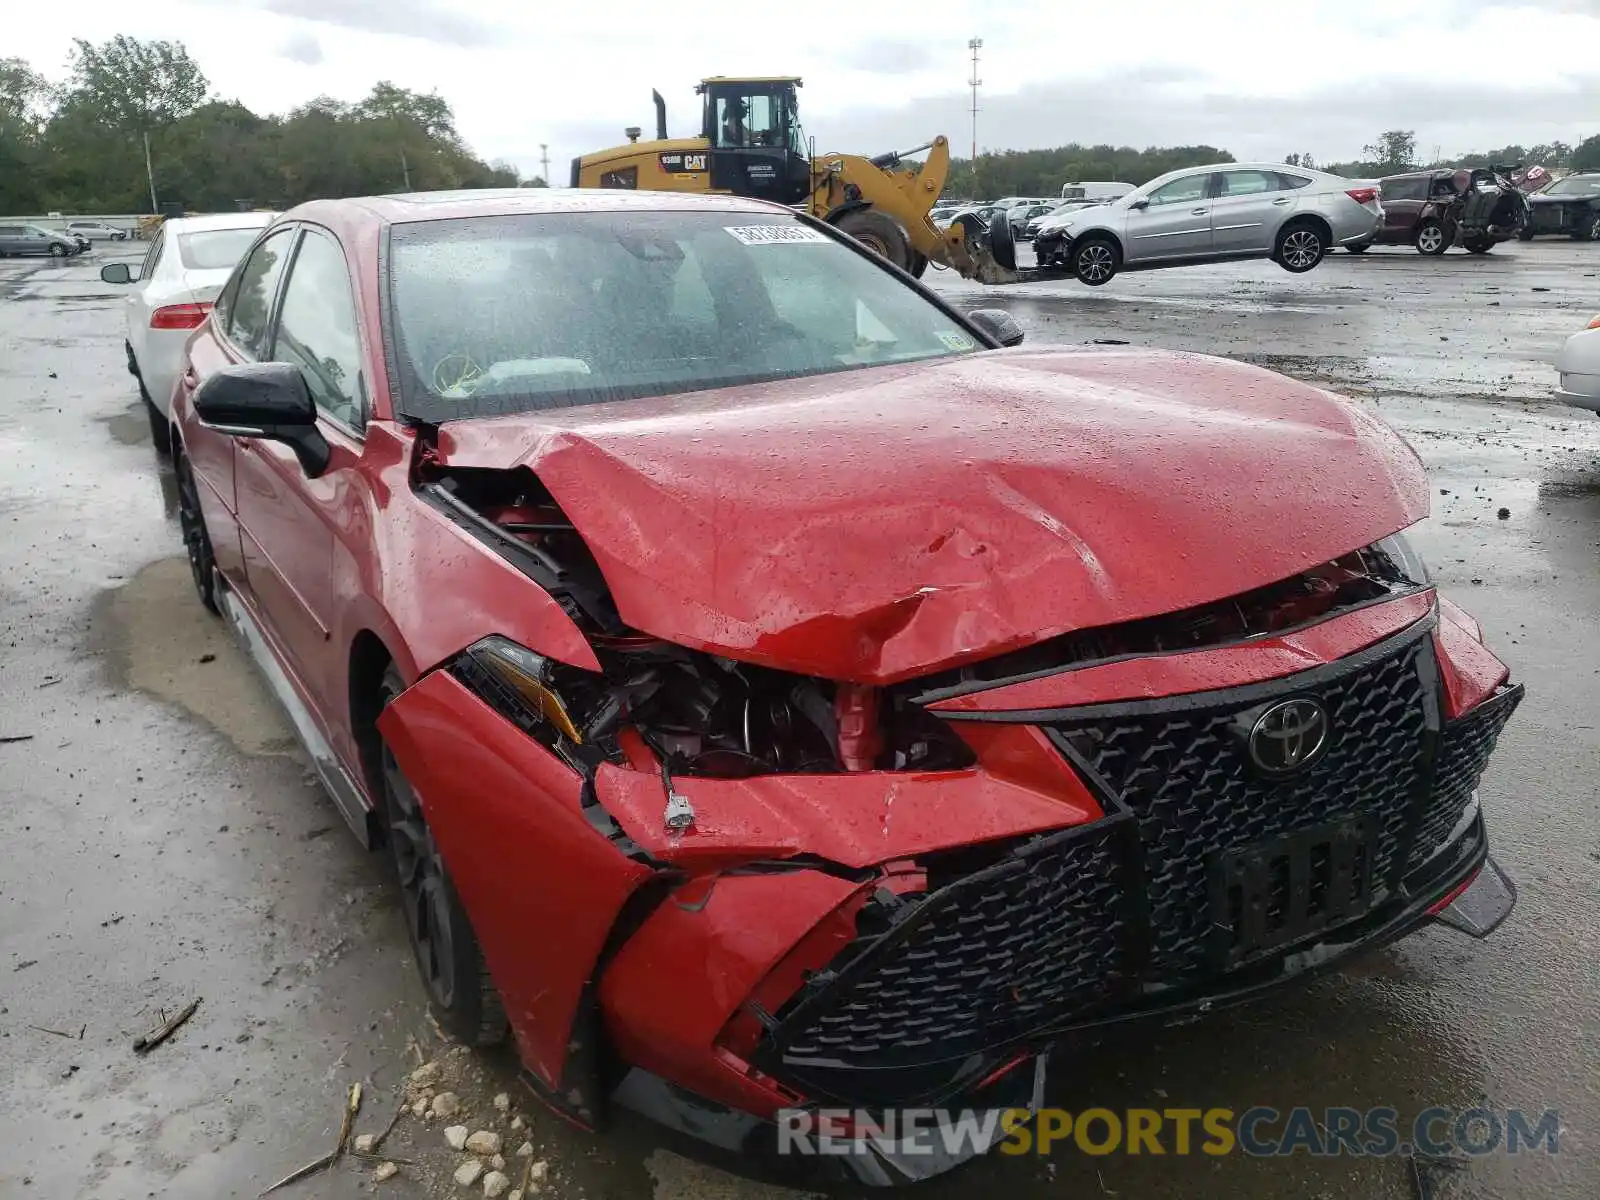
[382,399,1521,1186]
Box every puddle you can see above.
[92,557,297,757]
[101,401,151,446]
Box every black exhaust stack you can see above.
[652,90,667,141]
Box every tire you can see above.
[1276,221,1327,273]
[909,251,929,279]
[377,665,509,1047]
[1072,236,1120,286]
[49,243,67,258]
[1345,242,1370,254]
[1414,219,1449,256]
[144,396,172,456]
[173,444,220,616]
[1463,236,1493,255]
[1517,227,1536,241]
[1575,211,1600,242]
[832,208,912,272]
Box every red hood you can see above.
[433,348,1427,683]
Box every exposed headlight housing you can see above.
[1368,530,1430,587]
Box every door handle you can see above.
[1191,208,1209,215]
[1273,197,1292,205]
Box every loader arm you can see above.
[812,136,1016,282]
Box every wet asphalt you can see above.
[1,240,1597,1200]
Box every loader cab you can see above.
[698,77,812,206]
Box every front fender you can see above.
[376,670,654,1093]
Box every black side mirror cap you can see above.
[1129,198,1150,210]
[99,263,132,284]
[967,308,1024,348]
[194,362,331,477]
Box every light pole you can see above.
[143,130,158,213]
[540,143,550,186]
[967,37,982,193]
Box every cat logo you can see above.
[659,152,708,174]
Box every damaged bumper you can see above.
[611,823,1512,1187]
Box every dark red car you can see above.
[1350,167,1527,255]
[168,190,1521,1183]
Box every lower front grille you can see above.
[1409,684,1523,867]
[767,817,1134,1079]
[759,620,1521,1095]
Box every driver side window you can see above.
[1147,176,1206,207]
[270,228,366,430]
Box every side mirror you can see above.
[1128,198,1150,211]
[100,263,133,284]
[967,308,1024,348]
[193,362,331,477]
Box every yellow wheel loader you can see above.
[570,77,1017,283]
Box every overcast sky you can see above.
[12,0,1600,179]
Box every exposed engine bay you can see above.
[422,463,975,777]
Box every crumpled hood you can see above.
[433,348,1427,683]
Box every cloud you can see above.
[838,38,935,76]
[277,30,324,65]
[260,0,499,47]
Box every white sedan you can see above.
[1555,314,1600,411]
[101,212,276,448]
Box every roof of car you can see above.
[162,211,278,234]
[297,188,792,227]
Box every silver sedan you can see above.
[1031,163,1384,285]
[1555,315,1600,411]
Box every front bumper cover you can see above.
[613,827,1513,1187]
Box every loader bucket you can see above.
[951,210,1019,283]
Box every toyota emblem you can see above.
[1248,698,1331,775]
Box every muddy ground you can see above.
[1,239,1597,1200]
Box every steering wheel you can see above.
[432,353,484,395]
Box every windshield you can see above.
[387,210,982,422]
[1545,176,1600,196]
[178,227,266,270]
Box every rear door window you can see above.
[226,227,296,360]
[1383,177,1427,203]
[1218,170,1282,197]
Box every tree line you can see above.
[943,128,1600,202]
[1314,129,1600,179]
[0,36,536,216]
[946,144,1237,199]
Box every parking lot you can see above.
[2,239,1598,1200]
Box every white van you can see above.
[1060,181,1135,202]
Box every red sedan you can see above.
[169,189,1521,1183]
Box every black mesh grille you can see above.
[760,624,1523,1090]
[1411,684,1523,867]
[1048,636,1431,982]
[775,820,1133,1068]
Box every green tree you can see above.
[1,58,49,209]
[59,36,208,131]
[1572,134,1600,172]
[1360,130,1416,174]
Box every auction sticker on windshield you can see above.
[938,331,977,351]
[724,225,830,246]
